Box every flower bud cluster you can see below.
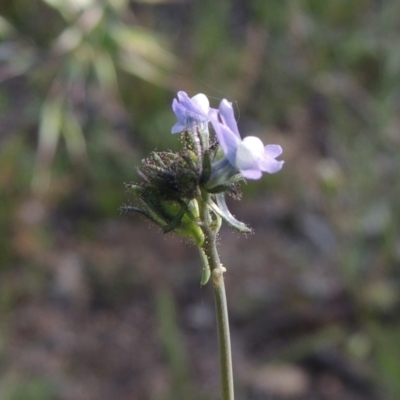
[123,133,206,245]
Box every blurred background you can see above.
[1,0,400,399]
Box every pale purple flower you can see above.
[210,99,284,180]
[171,91,211,134]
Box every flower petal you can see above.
[209,110,240,163]
[171,122,186,134]
[218,99,240,138]
[241,169,263,180]
[264,144,283,158]
[172,98,185,118]
[191,93,210,115]
[171,91,212,133]
[259,156,284,174]
[177,91,208,117]
[235,136,264,171]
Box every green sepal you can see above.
[209,194,252,233]
[200,265,211,286]
[200,150,212,184]
[182,150,199,171]
[198,247,211,286]
[206,183,232,194]
[125,183,143,194]
[160,199,205,246]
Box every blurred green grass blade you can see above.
[32,96,63,193]
[92,50,119,94]
[113,22,177,86]
[53,24,83,53]
[52,5,104,53]
[111,24,176,68]
[37,96,63,161]
[42,0,97,21]
[62,108,87,163]
[118,52,171,86]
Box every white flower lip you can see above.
[190,93,210,114]
[235,136,264,171]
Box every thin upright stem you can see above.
[212,261,234,400]
[199,191,234,400]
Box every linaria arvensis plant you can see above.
[122,91,284,400]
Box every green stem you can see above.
[199,193,234,400]
[212,263,234,400]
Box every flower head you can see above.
[209,99,284,180]
[171,91,211,134]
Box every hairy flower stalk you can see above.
[122,91,284,400]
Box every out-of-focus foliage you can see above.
[1,0,178,195]
[1,0,400,399]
